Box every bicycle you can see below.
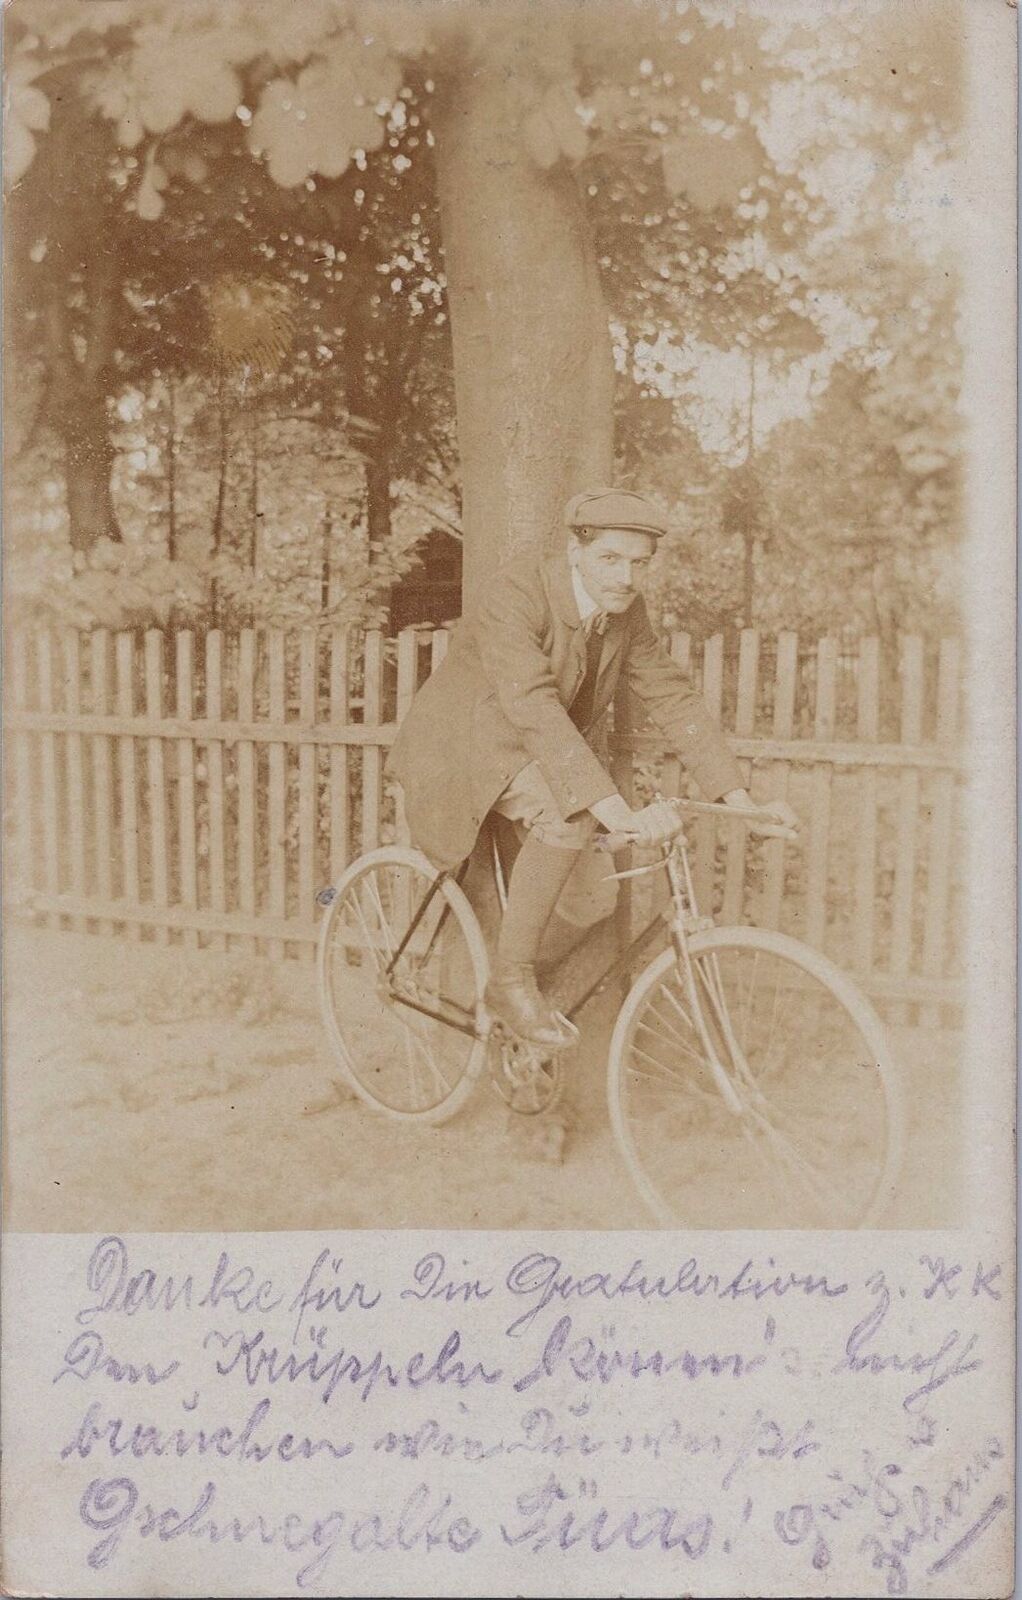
[317,797,903,1229]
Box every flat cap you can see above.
[564,487,668,537]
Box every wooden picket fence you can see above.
[5,624,965,1024]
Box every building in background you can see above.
[388,527,462,631]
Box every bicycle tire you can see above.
[607,926,904,1229]
[318,845,490,1124]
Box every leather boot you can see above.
[484,961,571,1048]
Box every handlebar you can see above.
[596,795,800,854]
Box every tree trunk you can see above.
[365,451,392,560]
[44,259,122,552]
[741,523,755,627]
[741,350,758,625]
[320,508,333,614]
[209,363,230,624]
[432,19,615,602]
[166,376,178,562]
[63,407,121,552]
[248,399,260,572]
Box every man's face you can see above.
[569,527,657,614]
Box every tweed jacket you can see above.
[387,552,744,871]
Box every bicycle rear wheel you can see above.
[318,846,489,1123]
[608,927,903,1228]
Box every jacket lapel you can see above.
[545,553,587,696]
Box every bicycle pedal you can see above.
[486,1014,576,1052]
[551,1012,579,1048]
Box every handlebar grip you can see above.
[748,821,799,841]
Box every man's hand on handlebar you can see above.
[590,794,683,849]
[722,788,800,839]
[591,789,801,851]
[628,800,684,847]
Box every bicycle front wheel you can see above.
[608,927,903,1229]
[318,846,489,1123]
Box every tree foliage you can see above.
[4,0,963,637]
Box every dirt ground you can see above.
[3,923,963,1233]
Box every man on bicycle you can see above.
[389,488,795,1047]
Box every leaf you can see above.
[11,83,50,134]
[3,117,37,188]
[127,29,241,136]
[3,76,51,185]
[246,0,346,65]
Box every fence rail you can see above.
[5,623,965,1023]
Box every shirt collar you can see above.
[571,566,600,625]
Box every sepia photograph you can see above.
[1,0,994,1238]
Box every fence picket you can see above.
[60,632,88,932]
[920,639,961,1027]
[890,636,924,1017]
[806,637,837,949]
[361,630,384,853]
[328,629,350,884]
[36,632,61,929]
[89,632,114,934]
[115,633,140,940]
[267,629,287,960]
[297,629,318,957]
[722,629,758,923]
[145,631,170,945]
[430,627,449,672]
[10,633,36,906]
[660,632,692,802]
[204,631,228,951]
[236,630,258,938]
[693,634,724,912]
[5,624,964,1016]
[853,637,880,976]
[175,632,198,949]
[921,633,966,1024]
[394,628,420,846]
[762,631,797,928]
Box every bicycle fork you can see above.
[665,851,746,1118]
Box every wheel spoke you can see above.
[743,1103,848,1220]
[321,857,484,1119]
[351,887,385,973]
[656,982,704,1044]
[628,1043,717,1105]
[615,938,897,1230]
[636,1010,706,1069]
[357,885,433,1101]
[693,961,760,1095]
[738,950,759,1052]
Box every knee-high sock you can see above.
[497,836,580,966]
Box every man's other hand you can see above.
[722,789,800,838]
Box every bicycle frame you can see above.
[382,827,731,1060]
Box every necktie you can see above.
[570,617,605,731]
